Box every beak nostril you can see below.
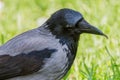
[75,18,84,27]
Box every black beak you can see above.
[78,19,108,38]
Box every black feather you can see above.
[0,48,56,79]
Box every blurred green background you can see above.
[0,0,120,80]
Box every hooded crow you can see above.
[0,8,107,80]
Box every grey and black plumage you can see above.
[0,8,107,80]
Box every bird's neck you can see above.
[58,35,80,73]
[59,35,79,55]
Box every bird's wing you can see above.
[0,54,43,80]
[0,29,57,79]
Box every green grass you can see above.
[0,0,120,80]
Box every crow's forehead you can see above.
[51,9,83,25]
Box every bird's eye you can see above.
[65,24,74,31]
[66,25,73,28]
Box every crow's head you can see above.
[46,8,107,38]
